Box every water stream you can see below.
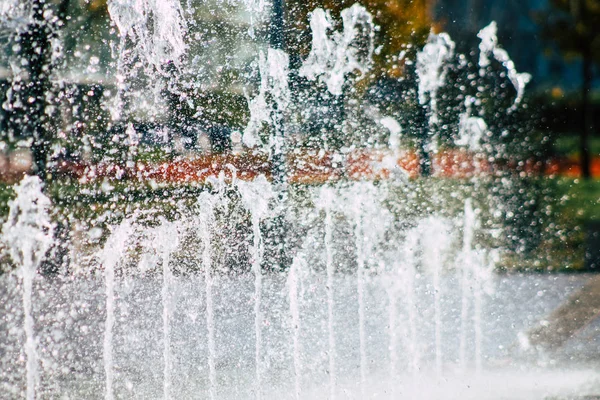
[2,177,53,400]
[101,221,133,400]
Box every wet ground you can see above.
[0,272,599,399]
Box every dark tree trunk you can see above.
[10,0,70,182]
[406,62,431,177]
[581,45,593,179]
[417,102,432,177]
[267,0,292,271]
[269,0,288,188]
[14,0,54,181]
[9,0,72,274]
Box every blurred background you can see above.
[1,0,598,170]
[0,0,599,273]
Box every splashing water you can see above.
[478,22,531,110]
[107,0,187,70]
[0,0,22,24]
[2,176,54,400]
[1,2,600,400]
[456,97,487,152]
[101,220,133,400]
[106,0,187,120]
[195,191,218,400]
[238,175,275,400]
[417,217,452,375]
[241,0,267,38]
[416,32,455,126]
[316,186,337,399]
[160,220,179,400]
[243,48,290,157]
[300,4,375,95]
[287,253,304,400]
[459,199,476,370]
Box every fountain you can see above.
[2,176,54,400]
[0,1,599,399]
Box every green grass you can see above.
[0,183,15,217]
[385,175,600,273]
[553,178,600,221]
[497,177,600,272]
[0,174,599,273]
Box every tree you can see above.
[1,0,110,178]
[4,0,69,181]
[538,0,600,179]
[2,0,87,273]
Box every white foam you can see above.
[478,22,531,109]
[300,4,375,96]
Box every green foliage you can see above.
[536,0,600,178]
[0,183,14,217]
[537,0,600,59]
[60,0,113,72]
[554,135,600,157]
